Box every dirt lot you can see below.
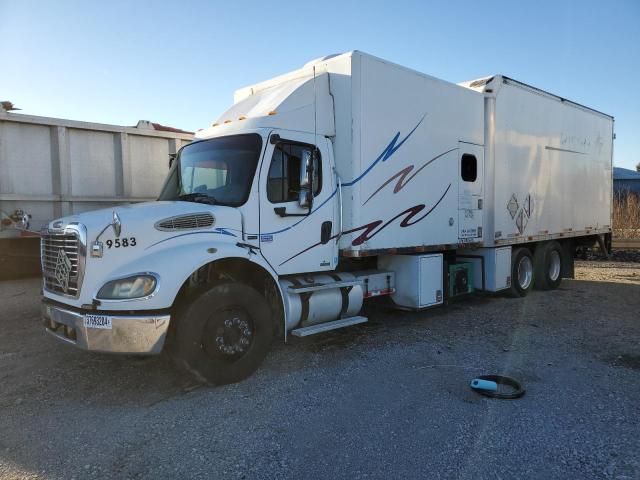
[1,260,639,480]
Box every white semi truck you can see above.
[41,51,614,384]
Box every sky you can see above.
[1,0,639,169]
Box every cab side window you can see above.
[267,142,321,203]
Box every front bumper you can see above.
[41,300,170,354]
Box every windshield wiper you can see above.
[177,193,218,205]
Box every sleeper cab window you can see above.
[267,142,322,203]
[461,153,477,182]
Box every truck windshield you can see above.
[158,133,263,206]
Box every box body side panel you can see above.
[491,83,613,244]
[340,53,484,253]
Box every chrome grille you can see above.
[155,213,214,231]
[41,224,86,297]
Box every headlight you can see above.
[97,274,157,300]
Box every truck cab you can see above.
[41,63,347,384]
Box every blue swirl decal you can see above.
[146,228,237,250]
[259,115,426,236]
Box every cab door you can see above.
[458,142,484,243]
[258,131,337,275]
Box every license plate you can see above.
[84,314,112,330]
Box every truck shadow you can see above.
[280,277,640,375]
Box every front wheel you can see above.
[507,247,534,297]
[171,283,274,385]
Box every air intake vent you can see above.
[155,213,215,231]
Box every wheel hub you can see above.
[202,310,253,358]
[517,255,533,290]
[548,250,561,282]
[215,317,252,355]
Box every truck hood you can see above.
[49,201,243,245]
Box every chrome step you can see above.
[287,280,363,294]
[290,316,368,337]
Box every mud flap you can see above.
[561,240,575,279]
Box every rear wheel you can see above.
[534,241,563,290]
[171,283,273,385]
[507,247,534,297]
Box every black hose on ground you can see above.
[470,375,526,399]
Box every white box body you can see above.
[378,254,443,309]
[322,53,613,254]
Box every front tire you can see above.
[534,241,563,290]
[507,247,534,297]
[172,283,273,385]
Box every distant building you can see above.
[613,167,640,197]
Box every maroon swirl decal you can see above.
[279,184,452,266]
[350,184,451,245]
[362,147,457,205]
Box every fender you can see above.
[92,240,287,326]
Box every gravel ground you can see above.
[1,260,639,480]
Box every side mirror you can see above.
[298,190,311,209]
[274,146,319,218]
[298,149,314,208]
[91,210,122,258]
[112,211,122,238]
[299,148,312,188]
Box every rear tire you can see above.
[171,283,273,385]
[507,247,534,297]
[534,241,563,290]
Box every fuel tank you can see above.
[279,272,364,331]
